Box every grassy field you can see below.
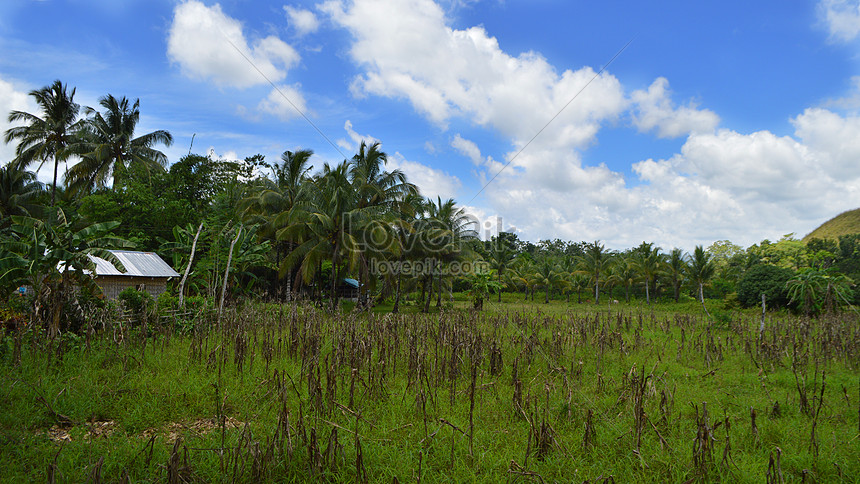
[0,300,858,483]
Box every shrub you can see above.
[117,287,153,317]
[157,292,179,312]
[737,264,793,309]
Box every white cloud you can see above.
[0,76,36,165]
[321,0,860,250]
[321,0,626,145]
[482,108,860,249]
[451,134,481,165]
[819,0,860,42]
[256,84,308,121]
[335,121,461,199]
[284,5,320,36]
[167,1,300,89]
[388,151,461,200]
[823,76,860,109]
[630,77,719,138]
[337,120,379,153]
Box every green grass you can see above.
[0,302,857,482]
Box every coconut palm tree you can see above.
[4,80,81,205]
[66,94,173,194]
[579,241,611,304]
[610,253,638,303]
[389,193,425,313]
[634,242,662,305]
[531,257,564,304]
[240,149,314,297]
[421,196,477,311]
[0,164,43,227]
[665,248,686,303]
[488,234,516,302]
[280,161,363,308]
[349,140,416,307]
[687,245,716,317]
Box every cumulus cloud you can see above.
[321,0,860,249]
[481,107,860,249]
[451,134,481,165]
[256,84,308,121]
[167,1,300,88]
[630,77,720,138]
[0,76,36,164]
[284,6,320,36]
[335,121,461,199]
[819,0,860,42]
[321,0,626,145]
[388,151,462,200]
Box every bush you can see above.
[117,287,153,316]
[157,292,179,311]
[737,264,793,309]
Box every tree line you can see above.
[1,80,857,335]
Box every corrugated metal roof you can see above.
[90,250,180,278]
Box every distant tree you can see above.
[579,241,610,304]
[787,267,854,317]
[488,233,516,302]
[609,253,637,303]
[665,248,686,302]
[737,264,793,309]
[687,245,716,317]
[469,270,501,311]
[530,257,564,303]
[634,242,662,305]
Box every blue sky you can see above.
[2,0,860,251]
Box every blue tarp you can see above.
[342,278,360,288]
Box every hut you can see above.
[89,250,180,299]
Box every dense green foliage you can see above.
[737,264,793,309]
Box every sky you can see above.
[2,0,860,251]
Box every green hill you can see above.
[803,208,860,242]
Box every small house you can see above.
[89,250,180,299]
[338,278,360,301]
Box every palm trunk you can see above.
[424,265,433,313]
[330,241,340,310]
[436,268,442,308]
[51,158,59,206]
[594,274,600,304]
[498,271,503,303]
[391,256,403,313]
[645,279,651,305]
